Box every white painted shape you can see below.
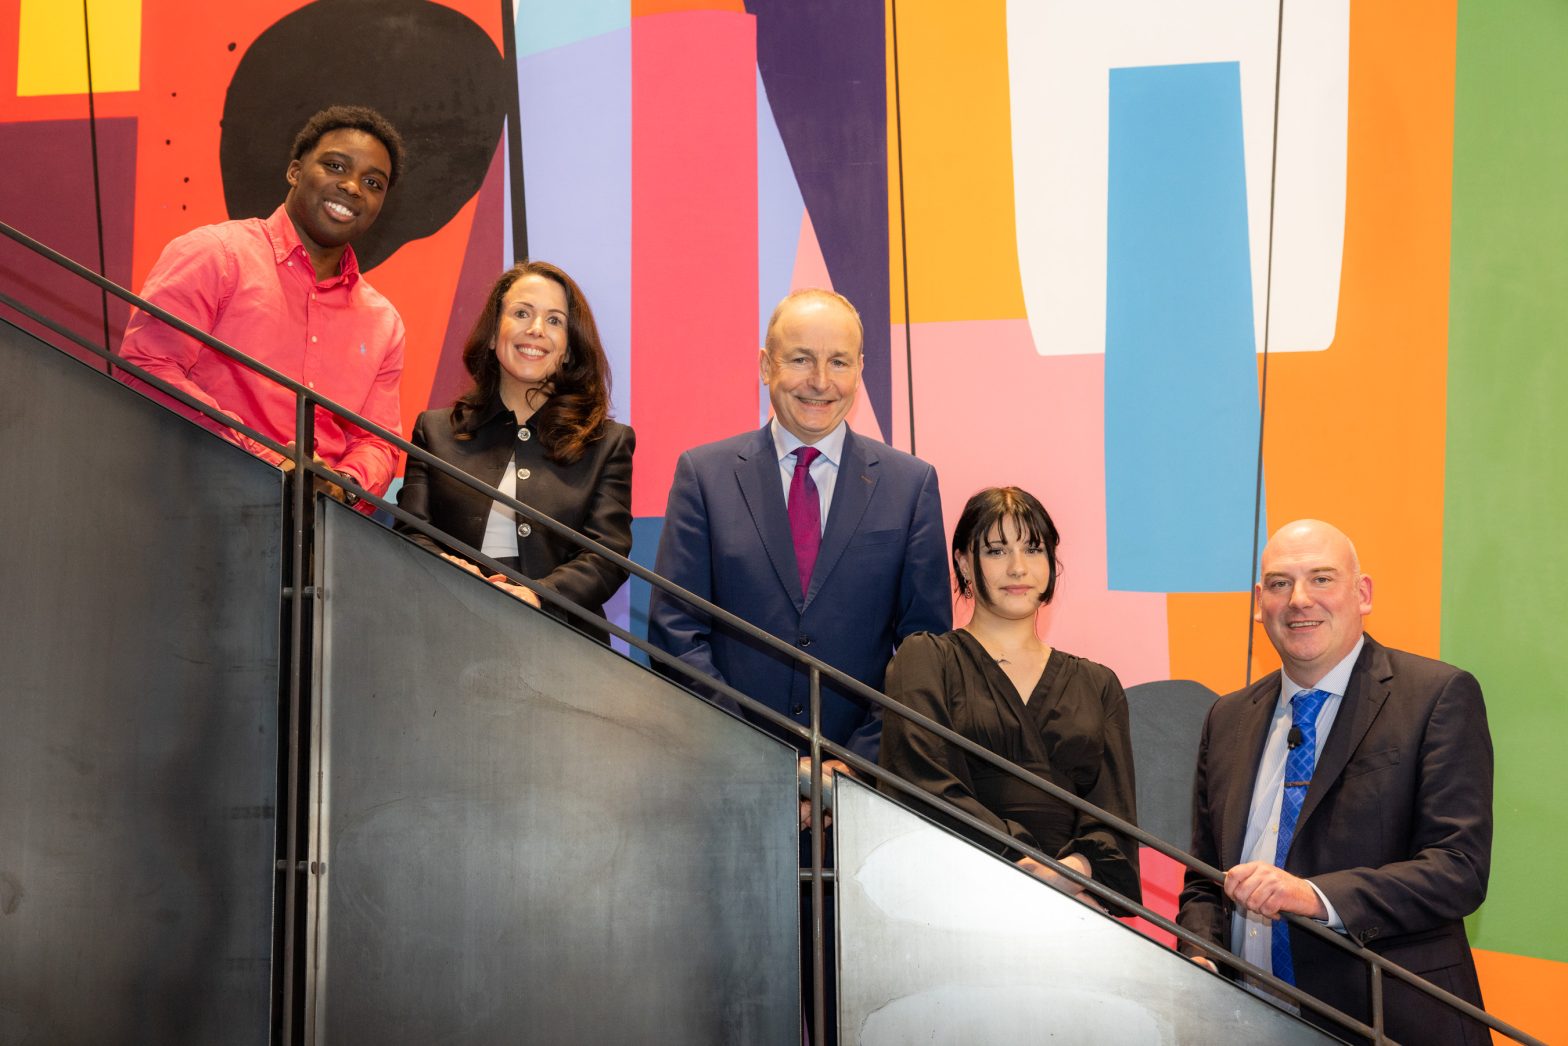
[1006,0,1348,356]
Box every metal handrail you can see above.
[1,218,1543,1046]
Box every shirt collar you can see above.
[264,204,362,288]
[460,393,527,433]
[770,417,847,469]
[1279,633,1365,706]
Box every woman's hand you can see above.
[488,574,542,608]
[439,552,485,578]
[1017,852,1102,910]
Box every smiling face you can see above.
[957,517,1052,622]
[760,295,863,445]
[284,128,392,264]
[1255,520,1374,687]
[493,272,570,406]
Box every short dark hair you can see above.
[455,261,613,466]
[952,486,1062,606]
[290,105,406,187]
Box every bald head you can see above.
[1263,519,1361,573]
[763,289,863,356]
[1255,519,1373,687]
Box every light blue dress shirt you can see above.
[1231,635,1364,979]
[769,418,845,533]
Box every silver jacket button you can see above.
[517,467,531,480]
[517,523,532,537]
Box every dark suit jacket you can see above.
[648,425,952,760]
[395,399,634,634]
[1177,634,1493,1045]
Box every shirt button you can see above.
[311,293,317,300]
[516,468,531,480]
[517,523,532,537]
[308,381,315,389]
[311,335,318,343]
[792,704,804,716]
[797,634,813,648]
[517,428,531,442]
[1249,928,1257,938]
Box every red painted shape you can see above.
[425,138,506,416]
[1124,845,1185,950]
[630,10,758,516]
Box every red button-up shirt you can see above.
[119,205,404,501]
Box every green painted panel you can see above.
[1445,0,1568,963]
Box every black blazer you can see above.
[396,397,634,633]
[1177,635,1493,1045]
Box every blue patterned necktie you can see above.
[1271,687,1330,985]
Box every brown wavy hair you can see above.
[455,261,613,465]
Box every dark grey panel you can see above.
[835,778,1340,1045]
[1127,679,1220,849]
[313,505,800,1045]
[0,322,280,1046]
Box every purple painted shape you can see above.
[746,1,892,440]
[426,140,507,410]
[0,118,137,368]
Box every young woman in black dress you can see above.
[880,486,1141,908]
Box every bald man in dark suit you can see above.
[1178,520,1492,1045]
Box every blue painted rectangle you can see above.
[626,515,665,665]
[1105,61,1264,593]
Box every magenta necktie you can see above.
[788,446,822,596]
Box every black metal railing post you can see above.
[1371,962,1386,1044]
[808,665,826,1046]
[278,394,317,1046]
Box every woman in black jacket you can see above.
[396,261,633,640]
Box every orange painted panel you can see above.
[883,0,1024,323]
[1473,948,1568,1045]
[1165,592,1274,696]
[1165,0,1459,687]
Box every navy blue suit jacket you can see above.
[648,425,952,760]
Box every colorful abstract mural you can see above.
[2,0,1564,1035]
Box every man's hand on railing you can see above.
[1223,861,1327,921]
[278,447,355,505]
[798,756,851,832]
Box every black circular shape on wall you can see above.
[220,0,508,272]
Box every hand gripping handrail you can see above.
[0,218,1544,1046]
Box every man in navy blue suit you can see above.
[649,288,951,798]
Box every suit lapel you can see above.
[807,429,877,605]
[1297,636,1391,831]
[734,426,806,610]
[1222,675,1280,866]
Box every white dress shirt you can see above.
[1231,635,1364,979]
[479,453,519,559]
[769,418,845,532]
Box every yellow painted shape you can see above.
[885,0,1025,323]
[18,0,142,97]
